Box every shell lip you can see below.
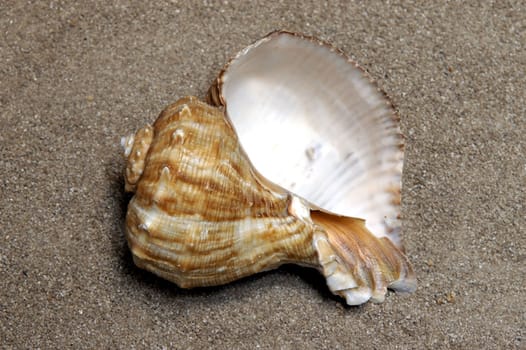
[209,29,402,130]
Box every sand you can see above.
[1,1,524,348]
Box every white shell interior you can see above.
[220,32,403,242]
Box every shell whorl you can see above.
[123,97,318,288]
[122,125,153,192]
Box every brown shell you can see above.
[124,97,318,288]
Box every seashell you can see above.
[122,31,416,305]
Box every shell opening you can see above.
[215,31,405,247]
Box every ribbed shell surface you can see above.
[125,97,318,288]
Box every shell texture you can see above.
[124,97,318,288]
[122,31,416,305]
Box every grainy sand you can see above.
[1,1,524,348]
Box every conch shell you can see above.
[121,31,416,305]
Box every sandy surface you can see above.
[1,1,524,349]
